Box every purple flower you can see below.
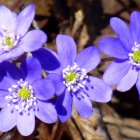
[0,4,47,62]
[99,11,140,95]
[33,35,112,122]
[0,57,57,136]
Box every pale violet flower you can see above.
[100,11,140,95]
[0,4,47,62]
[0,57,57,136]
[33,35,112,122]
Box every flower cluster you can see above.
[0,3,138,137]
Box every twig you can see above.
[72,10,84,38]
[101,57,115,62]
[51,121,63,140]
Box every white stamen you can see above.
[62,63,88,92]
[12,85,18,88]
[129,42,140,67]
[6,79,38,114]
[0,26,20,51]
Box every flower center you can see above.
[5,79,38,114]
[129,42,140,67]
[18,88,31,100]
[6,36,14,47]
[0,26,20,51]
[65,72,77,82]
[133,50,140,63]
[63,63,88,92]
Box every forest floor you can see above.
[1,0,140,140]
